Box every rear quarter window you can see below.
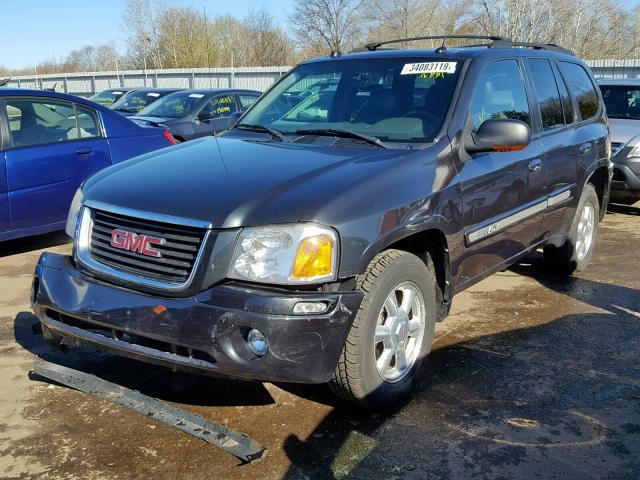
[558,62,600,121]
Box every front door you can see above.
[193,93,239,138]
[456,59,547,287]
[3,97,111,231]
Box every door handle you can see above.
[579,142,592,155]
[76,146,93,156]
[528,159,543,173]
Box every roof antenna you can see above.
[435,35,448,54]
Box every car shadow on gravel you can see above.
[278,259,640,479]
[607,203,640,216]
[14,311,276,407]
[0,231,70,258]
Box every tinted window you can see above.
[558,62,599,120]
[73,105,101,139]
[111,91,169,114]
[240,57,462,144]
[202,94,238,118]
[89,89,127,107]
[529,59,564,130]
[600,85,640,120]
[4,98,94,147]
[470,60,531,130]
[138,91,206,118]
[554,64,576,124]
[238,94,259,110]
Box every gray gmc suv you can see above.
[32,36,611,409]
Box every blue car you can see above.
[0,88,176,242]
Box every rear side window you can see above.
[469,59,531,130]
[238,94,259,110]
[528,59,564,130]
[72,105,101,139]
[558,62,599,121]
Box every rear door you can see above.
[526,58,581,238]
[456,58,547,286]
[3,97,111,230]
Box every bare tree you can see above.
[289,0,365,53]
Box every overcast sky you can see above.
[4,0,640,70]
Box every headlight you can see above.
[65,188,84,238]
[629,144,640,158]
[229,224,339,285]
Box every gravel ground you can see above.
[0,203,638,480]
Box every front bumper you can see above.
[31,253,362,384]
[611,154,640,202]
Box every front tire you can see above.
[330,250,437,409]
[544,183,599,276]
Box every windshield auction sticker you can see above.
[401,62,457,75]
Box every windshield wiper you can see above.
[291,128,387,148]
[235,123,285,141]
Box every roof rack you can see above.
[351,35,574,56]
[489,39,574,55]
[354,35,506,52]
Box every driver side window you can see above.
[470,60,531,130]
[202,95,237,119]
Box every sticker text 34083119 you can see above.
[400,62,457,75]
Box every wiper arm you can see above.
[235,123,285,141]
[292,128,387,148]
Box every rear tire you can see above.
[330,249,437,409]
[544,183,599,276]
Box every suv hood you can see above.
[83,136,411,229]
[609,118,640,145]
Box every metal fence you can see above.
[4,60,640,97]
[4,66,292,96]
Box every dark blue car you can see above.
[0,88,176,241]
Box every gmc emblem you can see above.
[110,229,165,258]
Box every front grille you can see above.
[89,208,207,284]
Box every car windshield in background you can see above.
[90,90,126,106]
[111,91,166,113]
[238,58,462,144]
[600,85,640,120]
[138,91,207,118]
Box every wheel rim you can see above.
[374,282,426,383]
[576,202,595,261]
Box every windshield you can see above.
[238,57,462,144]
[111,91,170,113]
[138,91,207,118]
[89,90,127,106]
[600,85,640,120]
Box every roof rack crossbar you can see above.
[358,35,507,52]
[351,35,574,56]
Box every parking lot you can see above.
[0,203,636,479]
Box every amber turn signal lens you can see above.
[292,235,334,279]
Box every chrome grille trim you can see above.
[75,203,211,291]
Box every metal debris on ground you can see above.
[32,359,266,463]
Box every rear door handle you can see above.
[76,146,93,157]
[528,159,543,173]
[579,142,592,155]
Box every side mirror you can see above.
[466,118,531,154]
[197,111,214,121]
[228,111,242,128]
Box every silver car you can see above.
[599,79,640,205]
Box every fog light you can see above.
[247,329,268,357]
[293,301,328,314]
